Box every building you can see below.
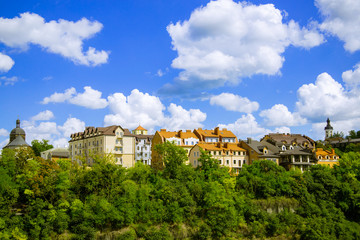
[69,125,135,168]
[193,127,237,143]
[3,119,30,150]
[324,118,334,140]
[132,125,153,165]
[240,138,280,165]
[189,142,248,174]
[41,148,70,161]
[261,133,316,171]
[151,129,200,169]
[315,148,339,168]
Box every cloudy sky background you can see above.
[1,0,360,147]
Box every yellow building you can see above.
[132,125,148,135]
[69,125,135,168]
[315,148,339,168]
[151,129,200,169]
[189,142,249,174]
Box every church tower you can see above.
[324,118,333,140]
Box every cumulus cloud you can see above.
[274,126,291,134]
[0,128,8,136]
[163,0,324,93]
[342,64,360,90]
[0,52,14,72]
[218,114,271,140]
[295,72,360,121]
[23,114,85,147]
[69,86,108,109]
[210,93,259,113]
[260,104,306,126]
[42,87,76,104]
[0,12,108,66]
[42,86,108,109]
[31,110,54,121]
[316,0,360,52]
[0,76,18,86]
[104,89,206,131]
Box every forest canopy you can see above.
[0,143,359,239]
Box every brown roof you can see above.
[197,142,246,152]
[69,125,134,141]
[261,133,315,148]
[157,129,198,140]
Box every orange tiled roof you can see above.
[197,142,246,152]
[194,127,237,139]
[134,125,147,131]
[315,148,339,159]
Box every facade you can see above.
[151,129,200,169]
[3,119,30,150]
[41,148,70,161]
[189,142,248,174]
[132,126,153,165]
[315,148,339,168]
[241,138,280,165]
[324,118,334,140]
[69,125,135,168]
[261,133,316,171]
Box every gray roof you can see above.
[247,139,279,157]
[4,135,30,149]
[41,148,70,159]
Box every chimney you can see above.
[247,138,252,144]
[214,127,219,135]
[186,130,191,132]
[331,148,335,155]
[160,129,166,132]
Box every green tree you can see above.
[154,141,187,179]
[31,139,53,157]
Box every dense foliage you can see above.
[0,143,360,239]
[31,139,53,157]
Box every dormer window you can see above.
[264,149,268,154]
[282,145,286,151]
[318,156,322,160]
[289,145,294,150]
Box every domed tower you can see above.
[10,119,26,142]
[324,118,333,140]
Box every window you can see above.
[243,160,246,165]
[233,160,236,165]
[191,141,194,145]
[226,160,229,165]
[194,152,196,157]
[219,160,222,164]
[145,153,147,157]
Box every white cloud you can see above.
[0,76,18,86]
[0,12,108,66]
[342,64,360,90]
[260,104,306,126]
[295,72,360,121]
[163,103,206,131]
[58,117,86,138]
[42,87,76,104]
[23,116,85,147]
[210,93,259,113]
[0,128,9,136]
[0,139,9,149]
[31,110,54,121]
[218,114,271,140]
[104,89,206,131]
[316,0,360,52]
[0,52,14,72]
[274,126,291,134]
[69,86,108,109]
[42,86,108,109]
[156,69,164,77]
[165,0,324,92]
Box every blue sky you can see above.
[1,0,360,147]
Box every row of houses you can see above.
[3,119,340,171]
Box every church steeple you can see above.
[324,118,333,140]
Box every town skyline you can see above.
[1,0,360,147]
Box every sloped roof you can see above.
[194,127,236,139]
[134,125,147,131]
[4,135,30,149]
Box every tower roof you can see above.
[134,125,147,131]
[10,118,25,136]
[324,118,333,130]
[4,135,30,149]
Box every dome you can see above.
[9,119,26,142]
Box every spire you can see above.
[324,118,333,130]
[16,118,20,128]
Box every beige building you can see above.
[189,142,249,174]
[132,125,153,165]
[69,125,135,168]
